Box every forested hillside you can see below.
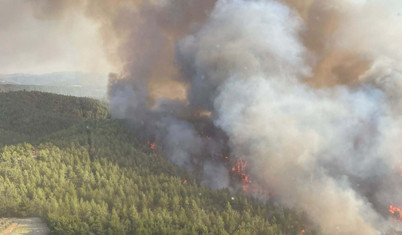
[0,91,312,234]
[0,91,108,146]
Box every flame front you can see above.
[231,159,252,191]
[389,205,402,220]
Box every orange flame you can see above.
[389,205,402,220]
[229,159,252,191]
[301,229,305,234]
[146,141,157,152]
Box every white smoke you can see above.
[23,0,402,233]
[177,0,402,234]
[201,161,230,190]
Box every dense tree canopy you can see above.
[0,91,108,145]
[0,91,312,234]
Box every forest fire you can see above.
[237,160,252,191]
[10,0,402,232]
[146,141,157,152]
[227,158,252,191]
[144,132,252,191]
[389,205,402,221]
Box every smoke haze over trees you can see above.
[0,91,310,234]
[3,0,402,234]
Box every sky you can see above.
[0,0,112,75]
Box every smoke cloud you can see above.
[22,0,402,234]
[0,0,111,75]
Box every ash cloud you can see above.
[27,0,402,234]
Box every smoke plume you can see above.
[28,0,402,234]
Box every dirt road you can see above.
[0,218,49,235]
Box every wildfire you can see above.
[221,155,253,191]
[389,205,402,220]
[231,159,252,191]
[147,141,157,152]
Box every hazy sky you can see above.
[0,0,112,75]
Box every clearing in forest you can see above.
[0,218,48,235]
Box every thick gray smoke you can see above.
[0,0,111,74]
[28,0,402,234]
[178,1,390,233]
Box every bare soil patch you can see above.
[0,218,48,235]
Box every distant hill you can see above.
[0,72,108,99]
[0,91,311,234]
[0,91,108,145]
[0,84,108,100]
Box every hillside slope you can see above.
[0,91,108,145]
[0,91,311,234]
